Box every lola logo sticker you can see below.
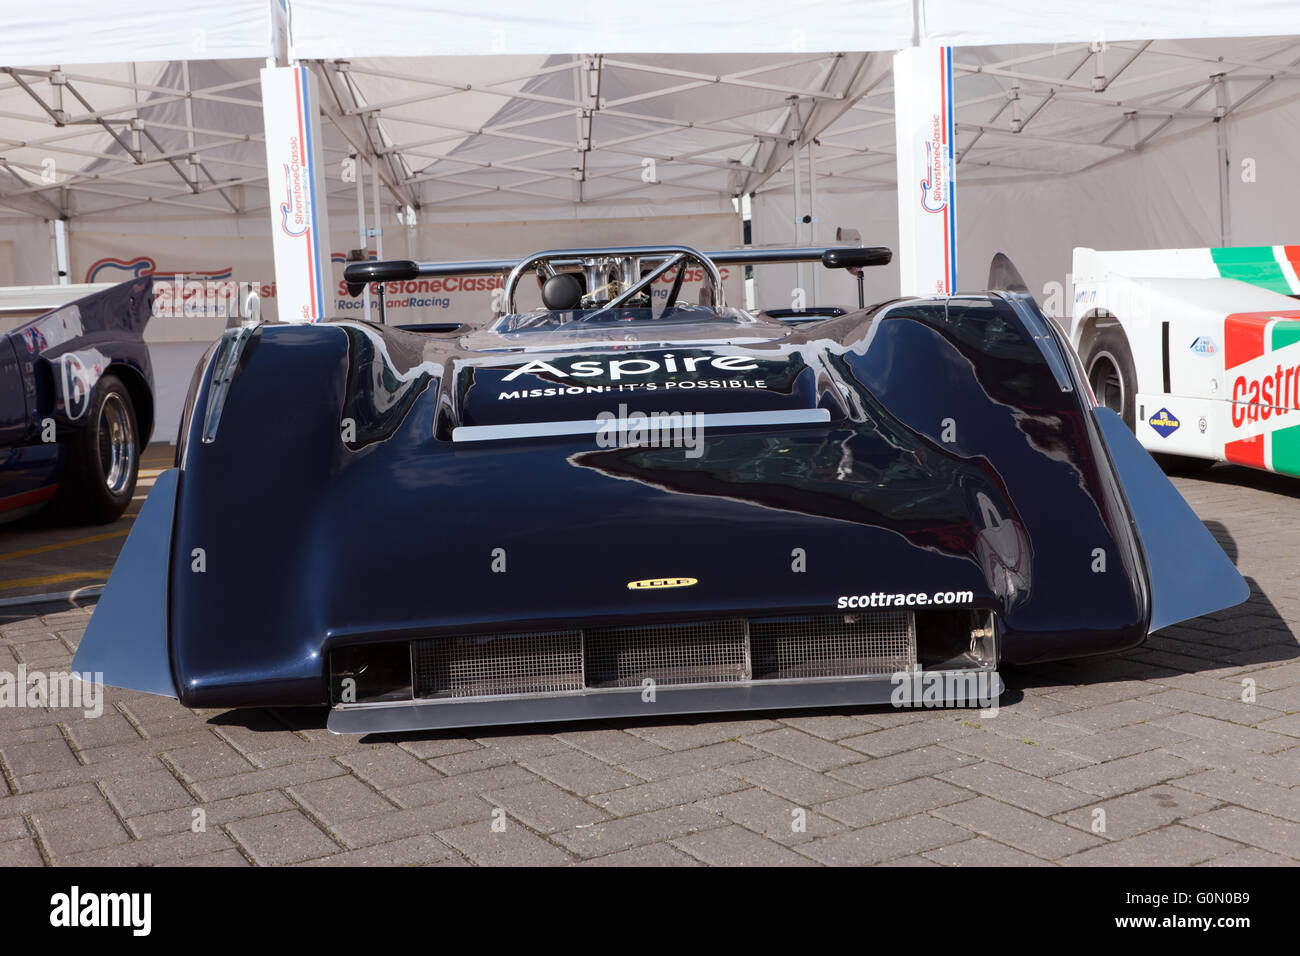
[627,577,697,591]
[1149,408,1181,438]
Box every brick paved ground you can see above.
[1,465,1297,866]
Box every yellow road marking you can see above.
[0,529,130,563]
[0,569,112,591]
[140,468,166,478]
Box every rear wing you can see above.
[343,245,892,298]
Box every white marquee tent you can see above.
[1,2,1299,434]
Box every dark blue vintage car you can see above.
[0,278,154,525]
[74,248,1246,732]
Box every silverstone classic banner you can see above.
[71,213,743,327]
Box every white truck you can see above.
[1069,245,1300,476]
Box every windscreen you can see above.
[490,304,758,334]
[462,305,790,353]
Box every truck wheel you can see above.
[1083,328,1137,430]
[52,373,140,525]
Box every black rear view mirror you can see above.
[343,260,421,297]
[821,247,892,271]
[820,247,892,308]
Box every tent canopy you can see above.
[0,52,886,222]
[6,2,1300,66]
[3,1,277,65]
[2,35,1297,223]
[798,35,1300,193]
[312,52,884,217]
[285,1,1300,57]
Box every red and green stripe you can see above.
[1210,246,1300,295]
[1225,310,1300,474]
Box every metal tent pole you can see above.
[792,146,803,304]
[354,154,371,323]
[808,141,819,306]
[373,161,386,323]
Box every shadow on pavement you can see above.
[1006,518,1296,695]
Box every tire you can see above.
[1083,327,1137,430]
[51,373,140,525]
[1083,327,1214,475]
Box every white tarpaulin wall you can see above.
[287,1,1300,55]
[6,1,1299,63]
[917,1,1300,47]
[749,36,1300,310]
[286,2,914,57]
[0,2,279,65]
[753,87,1300,312]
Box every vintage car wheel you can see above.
[1085,328,1213,475]
[54,373,140,524]
[1084,328,1136,430]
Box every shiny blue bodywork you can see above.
[76,286,1248,715]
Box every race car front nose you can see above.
[323,607,1002,733]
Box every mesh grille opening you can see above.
[750,612,915,679]
[586,619,748,688]
[385,611,932,703]
[413,629,583,699]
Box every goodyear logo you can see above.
[627,577,697,591]
[1149,407,1180,438]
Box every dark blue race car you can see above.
[0,278,154,525]
[74,248,1246,733]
